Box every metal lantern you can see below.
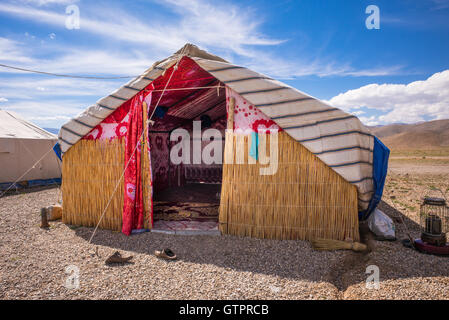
[419,197,449,246]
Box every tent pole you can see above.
[142,101,151,229]
[219,96,235,234]
[227,97,235,130]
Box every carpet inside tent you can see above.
[152,183,220,232]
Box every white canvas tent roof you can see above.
[58,44,374,210]
[0,109,56,140]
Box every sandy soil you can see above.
[389,158,449,175]
[1,159,448,300]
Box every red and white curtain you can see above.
[83,87,154,235]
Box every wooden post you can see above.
[224,97,235,165]
[141,102,148,150]
[141,101,151,229]
[227,97,235,130]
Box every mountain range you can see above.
[368,119,449,150]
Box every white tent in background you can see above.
[0,109,61,186]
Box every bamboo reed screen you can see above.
[62,128,358,240]
[219,131,360,241]
[62,138,152,231]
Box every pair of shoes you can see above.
[154,248,177,260]
[105,251,133,265]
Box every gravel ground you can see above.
[1,181,448,300]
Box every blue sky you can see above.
[0,0,448,128]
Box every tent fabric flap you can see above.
[360,136,390,220]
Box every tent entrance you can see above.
[145,57,227,232]
[148,113,226,231]
[149,123,225,232]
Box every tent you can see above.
[58,44,389,241]
[0,109,61,189]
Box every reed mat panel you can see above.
[219,131,359,241]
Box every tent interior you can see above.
[145,56,227,229]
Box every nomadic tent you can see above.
[0,109,61,188]
[58,44,389,241]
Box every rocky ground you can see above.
[0,158,448,300]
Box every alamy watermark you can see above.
[169,121,279,175]
[65,5,80,30]
[64,265,80,290]
[365,5,380,30]
[365,265,380,289]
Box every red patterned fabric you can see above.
[226,87,282,134]
[82,57,213,141]
[84,102,131,140]
[122,90,153,235]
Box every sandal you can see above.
[154,248,177,260]
[105,251,133,265]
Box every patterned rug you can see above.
[153,201,219,222]
[153,220,218,231]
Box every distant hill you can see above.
[43,128,59,135]
[369,119,449,150]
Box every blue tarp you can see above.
[359,136,390,220]
[53,142,62,161]
[0,178,61,191]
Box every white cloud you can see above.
[1,100,85,127]
[0,77,120,99]
[0,76,121,128]
[28,115,71,121]
[243,52,402,79]
[19,0,78,6]
[0,97,8,102]
[0,37,33,63]
[0,1,278,55]
[0,43,155,77]
[328,70,449,124]
[359,116,380,126]
[36,49,154,76]
[0,1,401,79]
[0,3,67,27]
[160,0,283,52]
